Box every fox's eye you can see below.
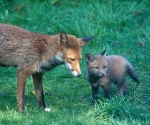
[70,58,75,61]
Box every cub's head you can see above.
[86,50,107,78]
[56,31,93,77]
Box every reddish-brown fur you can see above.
[0,24,93,112]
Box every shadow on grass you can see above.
[0,89,42,112]
[0,90,17,111]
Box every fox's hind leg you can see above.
[17,64,42,112]
[17,70,28,112]
[117,80,127,96]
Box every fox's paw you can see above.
[45,108,51,112]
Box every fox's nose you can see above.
[77,74,81,77]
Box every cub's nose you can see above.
[98,72,106,77]
[102,73,105,76]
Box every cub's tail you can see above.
[127,61,139,85]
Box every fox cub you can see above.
[86,50,139,103]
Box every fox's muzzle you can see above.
[65,62,81,77]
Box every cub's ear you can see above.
[79,36,94,46]
[101,50,107,57]
[86,53,95,63]
[58,31,68,47]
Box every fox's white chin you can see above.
[65,62,81,77]
[71,70,78,76]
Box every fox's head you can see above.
[86,50,107,78]
[56,31,93,77]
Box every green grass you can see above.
[0,0,150,124]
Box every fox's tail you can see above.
[127,61,139,85]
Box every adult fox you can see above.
[0,24,93,112]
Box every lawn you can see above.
[0,0,150,124]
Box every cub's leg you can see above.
[32,73,46,109]
[91,85,99,104]
[103,84,111,100]
[117,80,127,96]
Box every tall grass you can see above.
[0,0,150,124]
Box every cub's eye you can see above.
[94,67,99,69]
[103,66,106,69]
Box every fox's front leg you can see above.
[17,70,28,112]
[32,73,46,110]
[91,85,99,104]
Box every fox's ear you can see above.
[101,50,107,57]
[58,31,68,47]
[86,53,95,63]
[79,36,94,46]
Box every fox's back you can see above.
[0,24,39,66]
[105,55,128,82]
[0,24,39,49]
[0,24,36,40]
[0,24,56,68]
